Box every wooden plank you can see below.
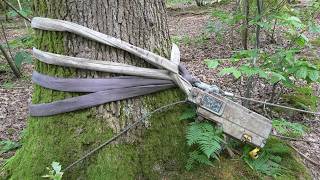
[170,43,180,65]
[31,17,179,74]
[189,88,272,147]
[33,48,173,80]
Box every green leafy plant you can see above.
[13,51,33,69]
[272,118,307,137]
[243,146,284,177]
[242,138,293,177]
[185,150,213,170]
[179,106,197,121]
[7,7,32,18]
[284,86,318,111]
[0,81,15,89]
[185,122,224,170]
[6,35,34,49]
[0,140,21,155]
[42,162,63,180]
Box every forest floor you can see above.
[0,1,320,179]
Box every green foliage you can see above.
[272,119,307,137]
[0,81,15,89]
[207,9,244,44]
[185,150,213,170]
[242,138,294,177]
[243,149,284,176]
[284,86,318,111]
[42,162,63,180]
[205,0,320,90]
[7,8,32,18]
[0,140,21,155]
[186,122,224,170]
[14,50,33,69]
[6,34,34,49]
[204,59,220,69]
[218,67,241,79]
[179,106,197,120]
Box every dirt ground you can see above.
[0,2,319,179]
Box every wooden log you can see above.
[31,17,179,74]
[33,48,173,80]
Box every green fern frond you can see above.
[179,106,197,121]
[263,138,291,155]
[186,150,213,171]
[243,145,285,177]
[272,118,307,137]
[186,122,224,159]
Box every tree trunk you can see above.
[4,0,190,179]
[2,1,312,179]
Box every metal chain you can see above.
[63,99,187,172]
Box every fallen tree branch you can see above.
[3,0,31,23]
[290,144,320,167]
[0,45,21,78]
[272,134,320,144]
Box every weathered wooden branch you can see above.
[33,48,173,80]
[31,17,179,74]
[0,44,21,78]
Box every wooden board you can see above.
[188,88,272,147]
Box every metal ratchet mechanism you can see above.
[188,81,272,148]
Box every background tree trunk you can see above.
[4,0,191,179]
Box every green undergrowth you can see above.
[176,138,311,180]
[178,107,310,179]
[283,86,318,112]
[272,118,308,138]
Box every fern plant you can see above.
[272,118,307,137]
[179,106,197,121]
[242,145,285,177]
[185,122,224,170]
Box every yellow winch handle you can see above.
[249,147,260,159]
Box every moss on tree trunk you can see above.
[2,0,312,179]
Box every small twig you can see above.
[272,134,320,144]
[290,144,320,167]
[3,0,31,23]
[269,82,279,103]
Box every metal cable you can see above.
[229,94,320,116]
[63,99,187,172]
